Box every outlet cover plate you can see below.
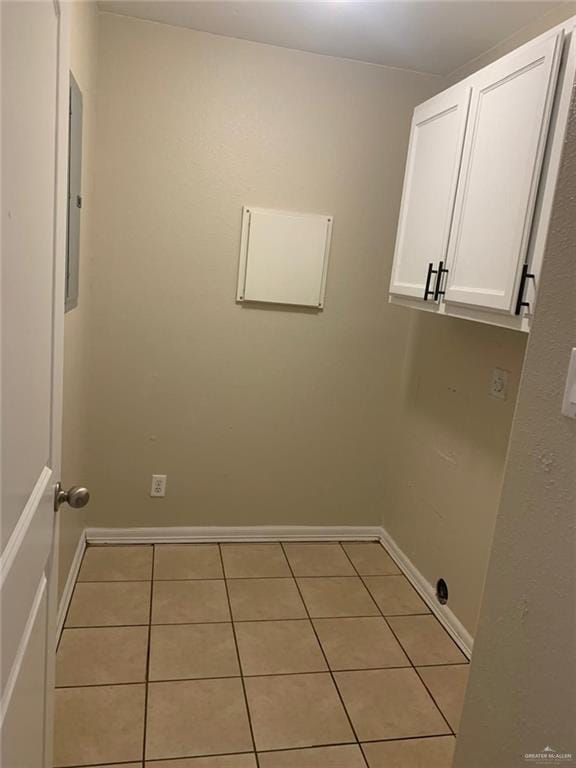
[151,474,167,497]
[561,348,576,419]
[490,368,509,400]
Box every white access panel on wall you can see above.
[237,207,333,308]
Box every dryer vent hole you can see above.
[436,578,449,605]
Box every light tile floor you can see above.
[54,541,470,767]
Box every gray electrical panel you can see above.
[65,73,83,312]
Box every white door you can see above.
[1,3,71,767]
[389,82,471,302]
[444,30,563,313]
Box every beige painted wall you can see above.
[380,5,576,636]
[383,315,526,634]
[84,13,439,530]
[59,1,99,598]
[446,1,576,85]
[455,80,576,768]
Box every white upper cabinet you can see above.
[389,20,574,331]
[390,83,471,302]
[444,30,563,313]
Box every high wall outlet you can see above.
[490,368,509,400]
[151,474,167,497]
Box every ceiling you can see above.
[100,1,561,76]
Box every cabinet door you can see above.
[444,31,563,313]
[389,83,470,300]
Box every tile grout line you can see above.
[218,543,261,768]
[60,730,460,768]
[76,573,443,583]
[279,542,371,768]
[54,546,154,768]
[141,545,155,764]
[76,573,412,583]
[338,542,456,739]
[59,760,143,768]
[335,543,400,767]
[54,660,472,690]
[411,665,456,737]
[384,607,459,734]
[61,610,432,630]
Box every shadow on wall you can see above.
[403,313,527,455]
[383,310,528,634]
[238,301,321,316]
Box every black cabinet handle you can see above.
[434,261,449,301]
[514,263,535,316]
[424,263,437,301]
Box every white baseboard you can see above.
[83,523,473,657]
[379,526,473,658]
[85,525,383,544]
[56,530,86,641]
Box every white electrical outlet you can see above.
[561,348,576,419]
[151,474,167,497]
[490,368,509,400]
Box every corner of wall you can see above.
[58,0,100,601]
